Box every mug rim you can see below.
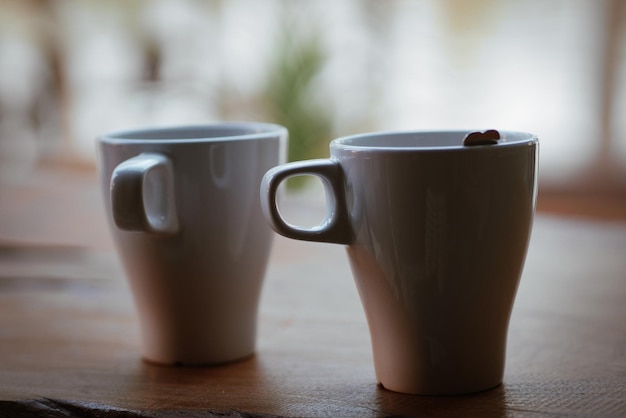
[332,129,538,152]
[98,122,287,144]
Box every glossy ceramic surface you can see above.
[98,122,287,365]
[261,130,538,394]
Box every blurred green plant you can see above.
[263,16,333,190]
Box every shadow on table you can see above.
[375,383,509,417]
[121,354,280,412]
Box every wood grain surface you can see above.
[0,167,624,417]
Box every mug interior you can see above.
[103,123,284,142]
[334,130,536,149]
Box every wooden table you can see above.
[0,166,625,417]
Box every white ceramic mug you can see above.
[97,122,287,365]
[261,130,538,394]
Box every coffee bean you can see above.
[463,129,501,146]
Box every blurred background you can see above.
[0,0,624,216]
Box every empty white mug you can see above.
[97,122,287,365]
[261,130,538,394]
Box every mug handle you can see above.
[110,153,179,234]
[260,159,352,245]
